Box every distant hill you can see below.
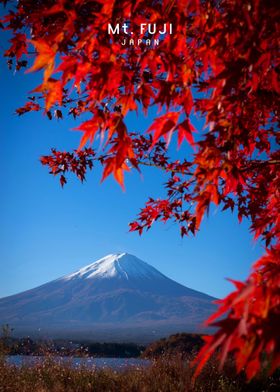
[142,333,204,359]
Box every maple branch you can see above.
[138,161,193,175]
[240,159,280,173]
[138,158,280,177]
[247,159,280,167]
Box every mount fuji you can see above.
[0,253,217,342]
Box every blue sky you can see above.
[0,39,264,300]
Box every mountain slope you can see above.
[0,253,216,340]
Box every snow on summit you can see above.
[62,253,166,281]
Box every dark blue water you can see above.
[6,355,151,370]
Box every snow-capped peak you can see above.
[62,253,166,281]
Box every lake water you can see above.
[6,355,151,371]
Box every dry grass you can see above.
[0,355,279,392]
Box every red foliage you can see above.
[193,244,280,380]
[1,0,279,380]
[40,148,96,186]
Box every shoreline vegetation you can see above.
[1,332,204,359]
[2,337,145,358]
[1,332,279,391]
[1,355,279,392]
